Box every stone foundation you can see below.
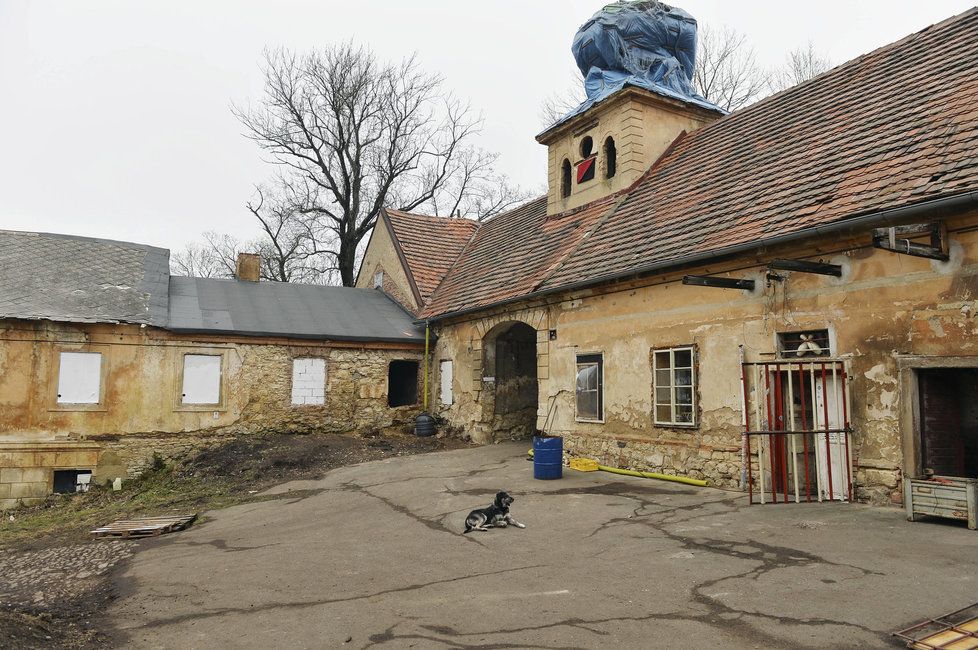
[562,433,742,490]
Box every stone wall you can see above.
[0,321,424,509]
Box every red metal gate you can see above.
[741,359,853,504]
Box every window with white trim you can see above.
[575,354,603,422]
[57,352,102,404]
[439,360,453,406]
[181,354,222,405]
[291,358,326,405]
[653,346,696,426]
[373,270,384,289]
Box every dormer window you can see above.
[604,136,617,179]
[561,159,572,198]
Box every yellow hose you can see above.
[595,464,708,487]
[528,450,708,487]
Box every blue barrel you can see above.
[533,436,563,480]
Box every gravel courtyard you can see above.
[96,443,978,648]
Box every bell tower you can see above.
[537,0,725,216]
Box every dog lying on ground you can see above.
[462,491,526,534]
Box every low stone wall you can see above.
[0,442,101,510]
[562,433,743,490]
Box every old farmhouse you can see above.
[358,8,978,506]
[0,231,425,508]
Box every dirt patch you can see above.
[0,431,472,648]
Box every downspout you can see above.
[423,321,431,411]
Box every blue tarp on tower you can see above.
[545,1,723,133]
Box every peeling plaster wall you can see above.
[0,320,423,508]
[355,219,419,313]
[432,212,978,504]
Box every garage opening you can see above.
[488,322,538,440]
[918,369,978,477]
[388,360,419,407]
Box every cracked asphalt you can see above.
[106,442,978,648]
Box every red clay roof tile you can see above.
[384,209,479,304]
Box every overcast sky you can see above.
[1,0,973,254]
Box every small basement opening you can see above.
[53,469,92,494]
[918,368,978,477]
[388,360,419,407]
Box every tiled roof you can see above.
[419,195,619,318]
[384,209,479,303]
[406,8,978,319]
[0,230,170,326]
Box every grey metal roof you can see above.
[167,276,425,343]
[0,229,170,326]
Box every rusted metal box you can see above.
[905,476,977,530]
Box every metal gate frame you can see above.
[740,357,854,505]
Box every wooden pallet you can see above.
[896,604,978,649]
[90,514,197,539]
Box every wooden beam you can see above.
[682,275,756,290]
[872,222,949,261]
[768,259,843,277]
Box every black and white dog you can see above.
[462,491,526,534]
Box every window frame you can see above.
[575,353,604,423]
[178,352,224,408]
[652,345,697,427]
[54,351,104,408]
[291,357,327,406]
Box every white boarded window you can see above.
[292,358,326,405]
[439,360,453,406]
[57,352,102,404]
[373,270,384,288]
[181,354,222,405]
[653,346,696,426]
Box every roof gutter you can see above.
[422,190,978,324]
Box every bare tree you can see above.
[769,42,833,93]
[693,25,769,112]
[170,231,240,279]
[246,181,337,284]
[234,43,525,286]
[539,70,587,127]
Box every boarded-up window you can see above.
[57,352,102,404]
[292,358,326,405]
[575,354,603,421]
[388,360,418,407]
[653,347,696,426]
[292,359,326,405]
[181,354,222,405]
[439,360,453,406]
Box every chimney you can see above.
[235,253,260,282]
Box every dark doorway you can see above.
[53,469,92,494]
[918,369,978,477]
[490,322,538,440]
[388,360,419,407]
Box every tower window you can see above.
[604,136,617,179]
[561,159,571,198]
[580,136,594,159]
